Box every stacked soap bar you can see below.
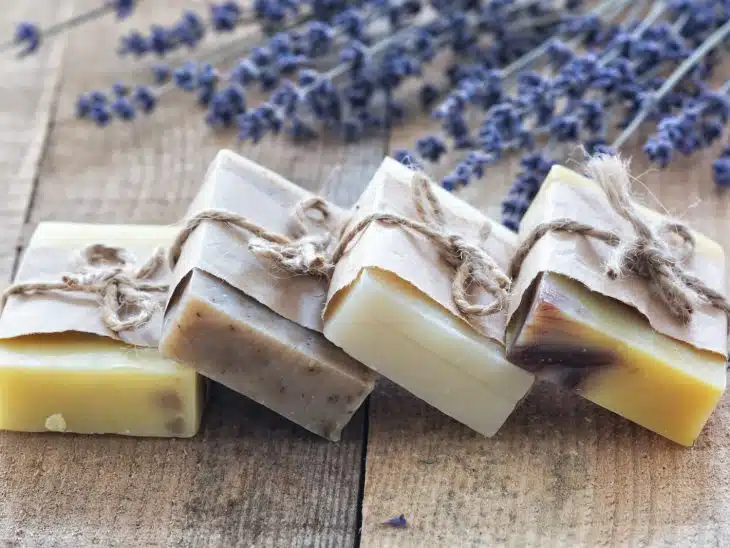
[0,223,204,437]
[506,165,727,446]
[160,149,376,441]
[323,158,533,437]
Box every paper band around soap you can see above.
[1,244,168,333]
[510,154,730,328]
[328,173,511,318]
[170,172,511,320]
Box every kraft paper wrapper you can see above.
[0,222,177,348]
[508,164,728,357]
[324,157,517,345]
[168,149,349,333]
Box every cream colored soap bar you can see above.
[0,223,204,437]
[323,158,534,437]
[325,268,533,436]
[506,165,728,446]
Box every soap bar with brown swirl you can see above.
[506,165,727,446]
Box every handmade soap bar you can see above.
[323,158,533,437]
[0,223,203,437]
[506,164,728,446]
[160,149,376,441]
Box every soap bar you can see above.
[0,333,202,436]
[323,158,533,437]
[0,222,203,437]
[160,150,376,441]
[506,164,728,446]
[162,268,374,440]
[508,272,726,446]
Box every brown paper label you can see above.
[168,149,348,333]
[324,157,517,345]
[508,165,728,357]
[0,222,178,347]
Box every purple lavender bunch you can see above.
[23,0,730,232]
[397,0,730,230]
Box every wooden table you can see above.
[2,2,730,546]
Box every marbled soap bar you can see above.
[508,272,726,446]
[323,158,533,437]
[0,223,203,437]
[160,150,376,441]
[506,165,727,446]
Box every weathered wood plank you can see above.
[360,108,730,546]
[0,1,72,285]
[0,1,386,545]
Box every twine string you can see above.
[510,154,730,325]
[171,175,511,319]
[2,244,168,333]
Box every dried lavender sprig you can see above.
[414,0,630,173]
[118,3,263,58]
[644,74,730,168]
[78,10,321,126]
[501,0,633,82]
[237,19,432,142]
[5,1,136,57]
[613,14,730,149]
[503,6,730,229]
[496,4,692,228]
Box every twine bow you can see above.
[327,173,511,317]
[2,244,169,333]
[168,201,338,278]
[510,154,730,325]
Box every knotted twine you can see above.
[509,154,730,325]
[1,244,168,333]
[325,173,511,317]
[169,173,511,319]
[168,204,337,278]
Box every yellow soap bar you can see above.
[509,273,726,446]
[0,222,204,438]
[507,166,727,446]
[0,333,203,437]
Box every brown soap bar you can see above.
[162,268,373,440]
[160,149,377,441]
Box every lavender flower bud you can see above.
[644,137,673,168]
[112,0,137,19]
[231,59,260,86]
[416,135,447,162]
[713,154,730,187]
[151,63,171,84]
[111,96,135,120]
[132,85,157,114]
[174,62,197,91]
[14,22,41,56]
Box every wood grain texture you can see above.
[359,99,730,547]
[4,0,730,546]
[0,1,386,545]
[0,1,72,286]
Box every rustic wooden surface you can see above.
[1,1,730,546]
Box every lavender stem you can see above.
[613,16,730,149]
